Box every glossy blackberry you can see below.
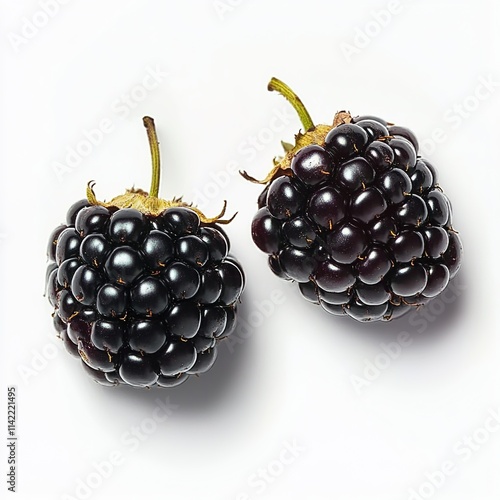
[244,78,462,322]
[46,117,244,387]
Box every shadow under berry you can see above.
[314,271,467,347]
[99,293,255,414]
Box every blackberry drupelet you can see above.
[244,78,462,322]
[46,117,244,387]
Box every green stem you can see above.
[143,116,161,198]
[268,77,315,131]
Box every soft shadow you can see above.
[316,270,468,346]
[103,295,255,413]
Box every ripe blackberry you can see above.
[244,78,462,322]
[46,117,244,387]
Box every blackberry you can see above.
[46,117,244,387]
[244,78,462,322]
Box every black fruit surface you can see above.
[246,79,462,322]
[46,117,244,387]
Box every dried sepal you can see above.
[86,182,236,224]
[240,122,334,186]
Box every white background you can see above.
[1,1,500,499]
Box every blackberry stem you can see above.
[268,77,315,132]
[143,116,160,198]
